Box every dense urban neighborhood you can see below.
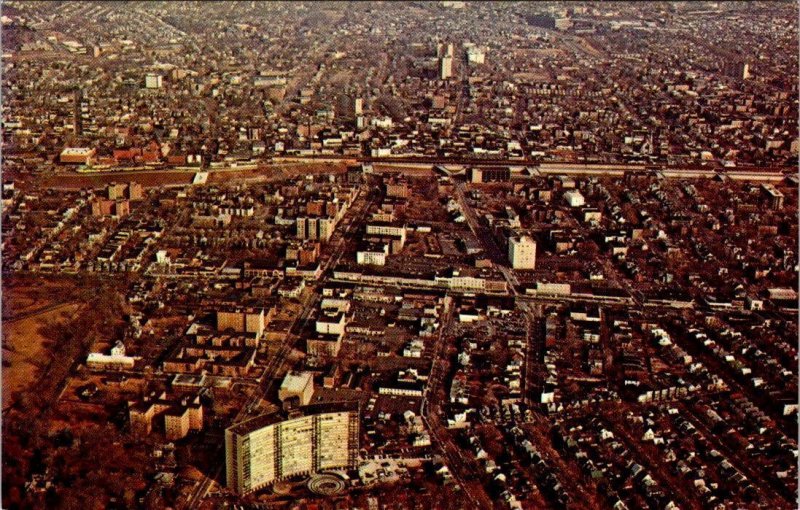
[1,2,798,510]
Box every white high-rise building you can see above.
[509,236,536,270]
[440,56,453,80]
[437,42,454,58]
[467,46,485,65]
[354,97,363,115]
[226,404,359,495]
[145,73,163,89]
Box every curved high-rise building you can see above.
[225,402,359,495]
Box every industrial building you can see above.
[59,147,96,164]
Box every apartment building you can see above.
[225,403,359,495]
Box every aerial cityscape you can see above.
[1,1,798,509]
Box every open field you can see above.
[1,275,113,411]
[34,161,350,190]
[40,170,196,189]
[6,275,130,318]
[3,302,82,410]
[206,162,349,183]
[2,277,87,320]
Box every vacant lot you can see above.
[40,170,195,189]
[207,162,348,184]
[2,277,85,319]
[1,275,103,410]
[3,302,82,410]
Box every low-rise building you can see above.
[357,242,389,266]
[60,147,95,164]
[279,371,315,406]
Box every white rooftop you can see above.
[280,371,313,393]
[61,147,94,155]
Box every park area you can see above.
[2,275,128,411]
[2,278,90,411]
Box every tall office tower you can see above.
[509,235,537,270]
[225,403,359,495]
[354,97,363,116]
[440,56,453,80]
